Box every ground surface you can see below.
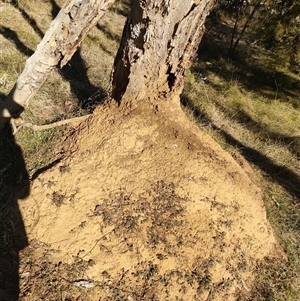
[17,100,282,300]
[0,0,298,300]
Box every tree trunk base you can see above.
[18,101,282,300]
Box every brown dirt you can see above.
[18,99,282,300]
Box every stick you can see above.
[13,114,91,134]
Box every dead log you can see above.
[0,0,115,127]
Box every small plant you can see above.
[51,191,65,207]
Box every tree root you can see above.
[11,114,91,134]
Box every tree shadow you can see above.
[59,48,105,109]
[197,17,300,105]
[91,1,130,59]
[3,0,107,111]
[109,0,132,17]
[209,103,300,159]
[181,96,300,200]
[50,0,106,109]
[0,26,34,56]
[192,15,300,159]
[9,0,44,39]
[0,95,30,300]
[96,23,122,43]
[90,24,120,57]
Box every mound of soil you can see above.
[19,100,281,300]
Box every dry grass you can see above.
[0,0,299,300]
[181,16,300,300]
[0,0,128,170]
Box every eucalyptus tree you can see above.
[0,0,215,127]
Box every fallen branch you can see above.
[12,114,91,134]
[0,0,115,128]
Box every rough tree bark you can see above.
[110,0,215,107]
[0,0,114,127]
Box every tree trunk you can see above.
[228,7,240,56]
[110,0,215,107]
[0,0,114,127]
[230,0,261,55]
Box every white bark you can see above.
[0,0,115,127]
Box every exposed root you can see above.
[12,114,91,134]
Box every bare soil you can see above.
[17,99,282,300]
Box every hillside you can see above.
[0,0,299,300]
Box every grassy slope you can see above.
[0,1,299,300]
[182,16,300,300]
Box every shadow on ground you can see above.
[49,0,105,109]
[3,0,107,111]
[0,117,29,301]
[212,104,300,159]
[10,0,44,39]
[190,15,300,160]
[197,17,300,106]
[181,97,300,200]
[0,27,34,57]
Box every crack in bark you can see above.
[165,1,214,93]
[165,3,201,91]
[110,0,215,105]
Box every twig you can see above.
[273,74,278,100]
[81,229,114,259]
[13,114,91,134]
[0,164,11,174]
